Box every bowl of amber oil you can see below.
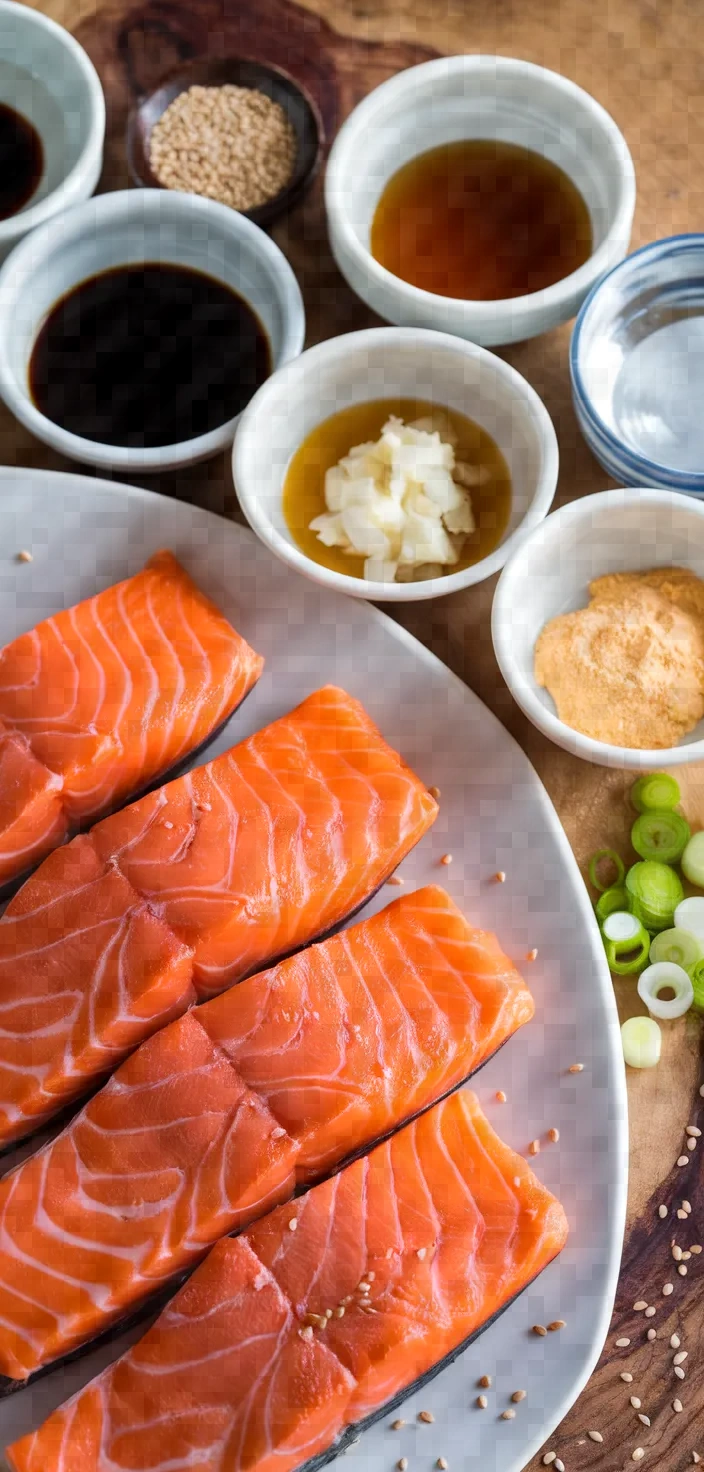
[232,326,559,602]
[127,56,323,227]
[0,188,305,474]
[492,488,704,768]
[325,56,636,346]
[0,0,105,261]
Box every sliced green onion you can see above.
[681,830,704,889]
[637,961,694,1020]
[631,811,690,864]
[630,773,681,814]
[689,959,704,1013]
[595,885,628,923]
[649,927,703,970]
[602,911,650,974]
[588,848,626,893]
[675,896,704,939]
[621,1015,662,1069]
[626,860,684,932]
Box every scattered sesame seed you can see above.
[298,1325,313,1340]
[529,1140,541,1156]
[693,1454,701,1465]
[644,1307,656,1318]
[568,1063,584,1073]
[341,1296,353,1306]
[386,875,404,886]
[647,1329,657,1341]
[678,1210,688,1220]
[391,1421,404,1431]
[677,1156,689,1167]
[428,786,441,800]
[526,948,538,962]
[616,1338,631,1348]
[671,1334,681,1349]
[633,1301,648,1312]
[533,1324,547,1336]
[621,1373,634,1382]
[478,1376,492,1389]
[699,1084,704,1097]
[679,1265,688,1276]
[638,1415,651,1428]
[496,1090,507,1103]
[500,1409,515,1421]
[476,1396,488,1410]
[674,1399,684,1413]
[686,1126,701,1137]
[674,1351,688,1365]
[630,1397,642,1409]
[659,1205,669,1219]
[436,1460,447,1470]
[334,1306,346,1318]
[513,1176,522,1187]
[416,1248,427,1261]
[632,1450,645,1462]
[398,1458,408,1470]
[16,550,32,563]
[673,1246,683,1261]
[687,1138,697,1151]
[683,1200,693,1213]
[547,1320,566,1332]
[325,1309,333,1319]
[358,1281,371,1293]
[271,1126,287,1139]
[288,1219,298,1232]
[366,1273,376,1282]
[418,1411,434,1425]
[555,1462,565,1472]
[683,1251,692,1260]
[675,1366,686,1380]
[511,1390,526,1403]
[439,854,453,866]
[663,1283,674,1295]
[588,1431,604,1443]
[543,1457,557,1468]
[692,1244,703,1253]
[494,870,506,883]
[547,1128,560,1143]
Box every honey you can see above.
[282,398,511,580]
[370,140,592,301]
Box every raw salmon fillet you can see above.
[0,550,263,884]
[0,689,438,1147]
[0,887,532,1378]
[7,1093,568,1472]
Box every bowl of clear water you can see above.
[571,235,704,493]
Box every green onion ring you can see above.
[631,811,690,864]
[588,848,626,893]
[595,885,628,923]
[630,773,681,814]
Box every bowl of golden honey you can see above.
[232,326,558,601]
[325,56,636,347]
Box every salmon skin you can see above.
[0,886,533,1381]
[0,550,263,888]
[6,1092,568,1472]
[0,688,438,1148]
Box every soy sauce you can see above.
[0,103,43,220]
[370,140,593,301]
[29,263,272,448]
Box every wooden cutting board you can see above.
[11,0,704,1463]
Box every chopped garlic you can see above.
[309,414,477,583]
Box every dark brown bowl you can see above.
[127,55,323,227]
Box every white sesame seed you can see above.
[638,1415,651,1427]
[391,1420,404,1431]
[647,1329,657,1341]
[500,1409,516,1421]
[621,1373,634,1382]
[644,1306,656,1318]
[687,1138,697,1151]
[416,1248,427,1261]
[543,1457,557,1468]
[678,1210,688,1220]
[691,1244,703,1253]
[677,1156,689,1167]
[494,870,506,883]
[533,1324,547,1336]
[298,1325,313,1340]
[675,1366,686,1380]
[439,853,452,866]
[476,1396,487,1410]
[555,1462,565,1472]
[663,1283,674,1295]
[673,1246,683,1261]
[674,1399,684,1413]
[547,1128,560,1143]
[588,1430,604,1443]
[686,1126,701,1137]
[513,1176,522,1187]
[683,1251,692,1260]
[671,1334,681,1348]
[398,1458,408,1470]
[692,1454,701,1465]
[529,1140,541,1156]
[659,1205,669,1218]
[436,1459,448,1470]
[16,550,32,563]
[683,1200,692,1213]
[632,1450,645,1462]
[699,1085,704,1097]
[511,1390,526,1403]
[288,1219,298,1232]
[675,1352,688,1365]
[616,1338,631,1348]
[526,948,538,962]
[630,1396,642,1409]
[679,1265,688,1276]
[633,1301,648,1312]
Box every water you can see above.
[613,314,704,473]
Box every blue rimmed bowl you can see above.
[571,235,704,494]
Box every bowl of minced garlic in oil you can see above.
[534,568,704,749]
[491,487,704,767]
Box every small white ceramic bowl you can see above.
[0,1,105,261]
[492,488,704,769]
[232,326,559,602]
[325,56,635,347]
[0,189,305,473]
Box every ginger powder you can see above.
[534,567,704,749]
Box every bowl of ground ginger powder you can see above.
[492,487,704,768]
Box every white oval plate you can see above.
[0,468,626,1472]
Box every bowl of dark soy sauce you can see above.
[0,1,105,260]
[0,189,305,472]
